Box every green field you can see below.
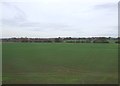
[2,43,118,84]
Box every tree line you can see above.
[2,37,119,43]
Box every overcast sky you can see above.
[0,0,119,38]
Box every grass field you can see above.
[2,43,118,84]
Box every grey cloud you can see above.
[1,1,118,38]
[2,2,26,25]
[107,26,118,31]
[20,22,72,31]
[2,19,71,32]
[19,22,69,28]
[94,3,117,10]
[2,2,71,32]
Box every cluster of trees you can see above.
[2,37,119,43]
[92,37,109,43]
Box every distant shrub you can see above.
[93,40,109,43]
[85,40,91,43]
[93,38,109,43]
[115,41,120,44]
[66,41,75,43]
[54,37,63,43]
[76,41,80,43]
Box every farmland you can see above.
[2,42,118,84]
